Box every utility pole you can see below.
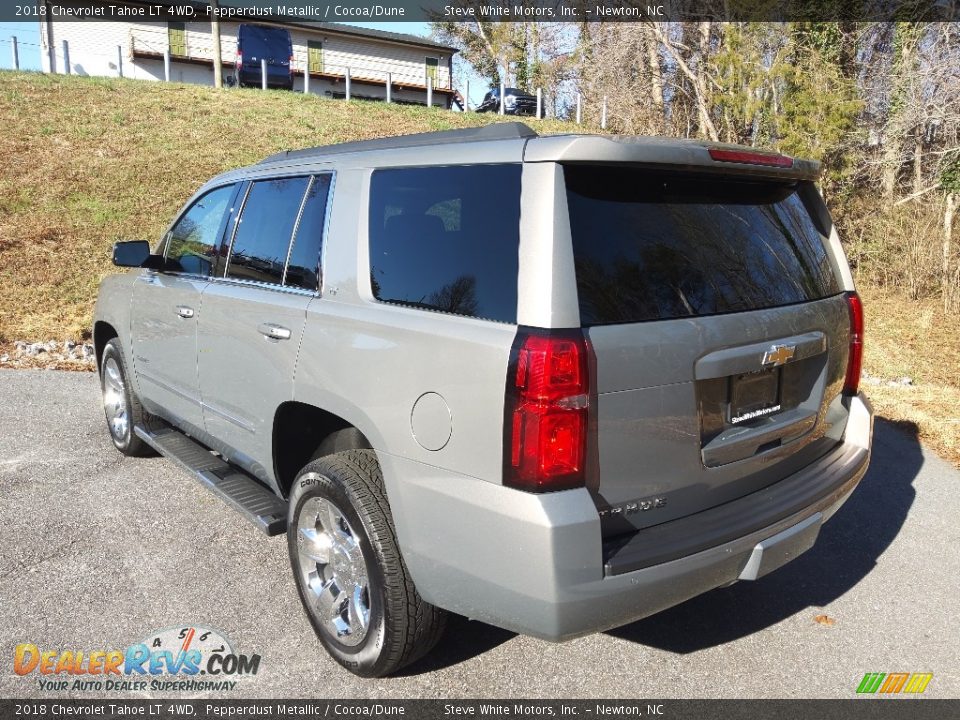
[211,0,222,88]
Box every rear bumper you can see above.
[382,393,873,641]
[237,68,292,88]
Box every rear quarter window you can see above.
[368,164,521,324]
[564,165,842,325]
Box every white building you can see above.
[37,0,458,108]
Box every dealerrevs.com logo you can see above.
[13,626,261,692]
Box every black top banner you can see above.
[7,0,960,24]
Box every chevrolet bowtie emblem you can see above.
[762,344,796,366]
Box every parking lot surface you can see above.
[1,369,957,698]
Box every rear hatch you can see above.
[563,163,852,539]
[239,25,291,76]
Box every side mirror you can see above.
[112,240,162,269]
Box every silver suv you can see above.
[94,123,873,677]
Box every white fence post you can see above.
[11,36,18,71]
[536,88,542,120]
[116,45,123,78]
[261,59,267,90]
[304,64,309,94]
[345,67,351,100]
[386,72,391,103]
[576,93,582,124]
[427,76,432,107]
[62,40,70,75]
[465,80,469,111]
[499,81,505,115]
[601,96,608,130]
[163,48,171,81]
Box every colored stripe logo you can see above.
[857,672,933,694]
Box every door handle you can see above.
[258,323,291,341]
[176,306,195,319]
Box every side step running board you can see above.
[135,423,288,536]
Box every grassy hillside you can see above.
[0,70,568,343]
[1,71,957,465]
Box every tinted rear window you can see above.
[240,25,291,58]
[564,165,841,325]
[368,164,521,324]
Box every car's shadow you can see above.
[401,417,922,673]
[608,417,922,652]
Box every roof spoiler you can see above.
[524,135,821,180]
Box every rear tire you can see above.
[99,339,153,457]
[287,450,447,677]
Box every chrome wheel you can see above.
[296,487,371,647]
[102,356,130,443]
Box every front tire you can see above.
[100,338,153,457]
[287,450,447,677]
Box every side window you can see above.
[368,164,521,324]
[165,184,236,277]
[285,174,331,291]
[227,177,310,285]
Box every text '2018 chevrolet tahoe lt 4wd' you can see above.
[95,123,873,677]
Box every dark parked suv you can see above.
[96,123,872,677]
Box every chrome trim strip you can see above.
[154,273,316,298]
[201,401,256,434]
[222,181,253,278]
[210,276,316,296]
[139,370,256,433]
[143,371,257,434]
[137,371,202,406]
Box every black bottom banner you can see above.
[2,699,957,720]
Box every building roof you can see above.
[117,1,456,53]
[286,22,456,54]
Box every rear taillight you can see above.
[844,291,864,396]
[708,147,794,168]
[504,330,589,492]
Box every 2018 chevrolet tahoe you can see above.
[94,123,873,677]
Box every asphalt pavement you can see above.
[0,369,957,698]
